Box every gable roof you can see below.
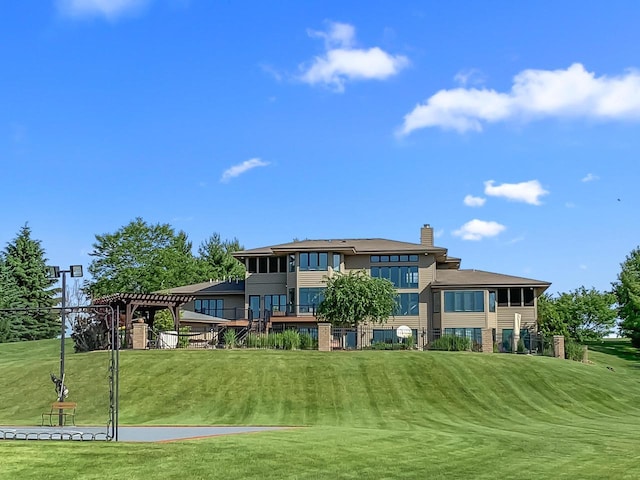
[433,269,550,290]
[234,238,447,257]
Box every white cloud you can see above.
[299,21,408,92]
[484,180,549,205]
[453,68,485,87]
[57,0,150,19]
[582,173,599,182]
[453,219,506,241]
[220,158,270,183]
[463,194,486,207]
[399,63,640,134]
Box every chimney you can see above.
[420,224,433,247]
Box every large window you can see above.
[249,295,260,319]
[194,299,224,317]
[299,287,325,313]
[396,293,419,316]
[371,254,419,263]
[444,291,484,312]
[332,253,341,271]
[248,256,288,273]
[444,328,482,345]
[299,252,329,271]
[371,266,418,288]
[497,288,536,307]
[265,294,287,313]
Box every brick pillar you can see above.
[481,328,493,354]
[553,335,565,359]
[318,323,332,352]
[582,345,589,363]
[132,322,148,350]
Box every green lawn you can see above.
[1,339,640,479]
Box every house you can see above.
[168,224,550,349]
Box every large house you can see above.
[168,224,550,349]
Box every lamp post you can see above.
[46,265,83,426]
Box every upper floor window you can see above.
[371,266,418,288]
[299,252,328,271]
[247,256,288,273]
[195,299,224,317]
[444,291,484,312]
[497,288,535,307]
[371,254,419,263]
[332,253,341,271]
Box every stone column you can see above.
[132,322,148,350]
[553,335,565,359]
[318,323,332,352]
[481,328,493,354]
[582,345,589,363]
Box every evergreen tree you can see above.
[3,224,58,340]
[0,257,24,342]
[196,233,245,280]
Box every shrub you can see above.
[405,335,415,350]
[268,332,284,349]
[282,330,301,350]
[493,342,499,353]
[299,333,317,350]
[178,326,190,348]
[153,310,175,332]
[429,334,471,351]
[565,339,586,362]
[224,329,237,349]
[517,338,526,354]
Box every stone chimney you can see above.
[420,224,434,247]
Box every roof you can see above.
[92,292,195,305]
[179,309,229,324]
[234,238,447,257]
[161,279,245,295]
[433,269,551,289]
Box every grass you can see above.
[2,339,640,478]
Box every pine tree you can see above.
[0,257,26,342]
[3,224,59,340]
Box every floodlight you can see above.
[46,266,60,279]
[70,265,83,278]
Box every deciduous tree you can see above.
[316,270,397,327]
[613,247,640,347]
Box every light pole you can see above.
[46,265,83,426]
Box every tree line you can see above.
[0,218,245,343]
[2,218,640,348]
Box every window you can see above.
[265,294,287,313]
[332,253,341,271]
[433,292,440,313]
[289,254,296,272]
[444,291,484,312]
[299,287,325,313]
[524,288,535,306]
[371,254,419,263]
[489,291,496,312]
[498,288,509,307]
[299,252,329,271]
[444,328,482,345]
[396,293,419,316]
[194,299,224,317]
[510,287,522,306]
[248,258,257,274]
[373,328,418,343]
[371,266,418,288]
[249,295,260,319]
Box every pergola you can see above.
[92,293,195,346]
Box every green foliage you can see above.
[178,326,190,349]
[70,314,110,353]
[517,338,526,353]
[87,218,201,297]
[613,247,640,348]
[267,332,284,349]
[224,329,237,348]
[429,335,471,351]
[196,233,245,280]
[565,340,586,362]
[538,287,617,342]
[281,329,301,350]
[152,309,175,332]
[299,332,317,350]
[316,270,397,327]
[1,224,58,341]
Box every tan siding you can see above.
[245,273,287,297]
[344,254,369,270]
[442,312,486,329]
[298,271,329,287]
[497,307,537,331]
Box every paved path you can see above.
[0,425,289,442]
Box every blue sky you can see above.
[2,0,639,295]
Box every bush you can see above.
[268,332,284,349]
[429,334,471,351]
[224,329,237,349]
[282,330,301,350]
[178,326,190,349]
[565,339,586,362]
[71,314,109,352]
[299,333,317,350]
[153,310,175,332]
[517,338,526,354]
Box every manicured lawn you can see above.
[1,339,640,479]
